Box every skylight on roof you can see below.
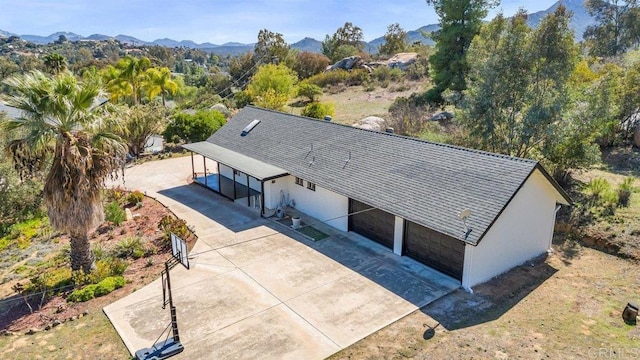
[241,119,261,136]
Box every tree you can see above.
[164,110,226,143]
[460,7,578,159]
[291,52,330,79]
[322,22,365,62]
[301,102,335,119]
[103,56,152,105]
[297,82,323,102]
[254,29,291,65]
[43,53,67,74]
[143,67,178,106]
[584,0,639,57]
[120,103,166,157]
[247,64,298,110]
[229,52,256,89]
[379,23,408,56]
[1,71,127,272]
[425,0,498,103]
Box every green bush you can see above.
[113,236,145,259]
[372,66,405,82]
[127,190,145,205]
[105,201,126,226]
[68,276,125,302]
[586,178,611,199]
[163,110,226,143]
[68,284,98,302]
[617,177,636,207]
[158,215,190,244]
[297,82,323,102]
[306,70,350,88]
[94,258,128,280]
[94,276,126,297]
[301,102,336,119]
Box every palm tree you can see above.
[43,53,68,74]
[113,56,151,105]
[144,67,178,106]
[1,71,127,272]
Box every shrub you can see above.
[127,190,144,205]
[297,82,323,102]
[113,236,145,259]
[103,188,125,204]
[306,70,350,88]
[164,110,226,143]
[301,102,336,120]
[67,284,98,302]
[158,215,190,244]
[292,52,330,79]
[67,276,125,302]
[617,177,636,207]
[95,258,128,279]
[372,66,404,82]
[586,178,611,199]
[105,201,126,226]
[94,276,126,297]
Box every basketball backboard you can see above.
[170,233,189,269]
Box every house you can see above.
[182,106,571,291]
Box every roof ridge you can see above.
[244,105,538,165]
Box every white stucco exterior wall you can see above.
[263,177,289,209]
[462,169,562,291]
[288,178,349,231]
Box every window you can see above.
[295,177,304,186]
[307,182,316,191]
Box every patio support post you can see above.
[260,181,265,217]
[190,152,195,180]
[203,156,207,187]
[246,174,250,207]
[217,162,220,193]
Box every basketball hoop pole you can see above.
[135,233,190,360]
[165,259,180,343]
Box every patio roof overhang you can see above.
[182,141,289,181]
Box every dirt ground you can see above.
[330,239,640,360]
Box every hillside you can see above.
[0,1,595,55]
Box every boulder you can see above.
[635,125,640,148]
[211,103,231,118]
[352,116,387,132]
[386,52,419,70]
[327,56,363,72]
[431,111,454,122]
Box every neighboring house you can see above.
[182,106,571,291]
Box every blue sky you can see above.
[0,0,559,44]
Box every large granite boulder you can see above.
[634,124,640,148]
[352,116,387,132]
[386,52,418,70]
[327,56,364,72]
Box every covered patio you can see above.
[182,142,288,214]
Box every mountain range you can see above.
[0,1,594,55]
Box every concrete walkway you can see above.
[104,156,459,359]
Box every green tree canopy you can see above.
[322,22,365,62]
[247,64,298,110]
[425,0,497,103]
[460,7,578,159]
[164,110,226,143]
[254,29,291,66]
[379,23,408,56]
[584,0,640,57]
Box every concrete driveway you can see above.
[104,156,459,359]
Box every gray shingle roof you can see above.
[201,106,570,245]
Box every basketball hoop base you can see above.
[135,338,184,360]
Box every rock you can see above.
[125,208,133,221]
[634,125,640,148]
[52,319,62,327]
[327,56,363,71]
[386,52,419,70]
[44,324,51,331]
[25,328,38,335]
[211,103,231,118]
[352,116,387,132]
[431,111,454,122]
